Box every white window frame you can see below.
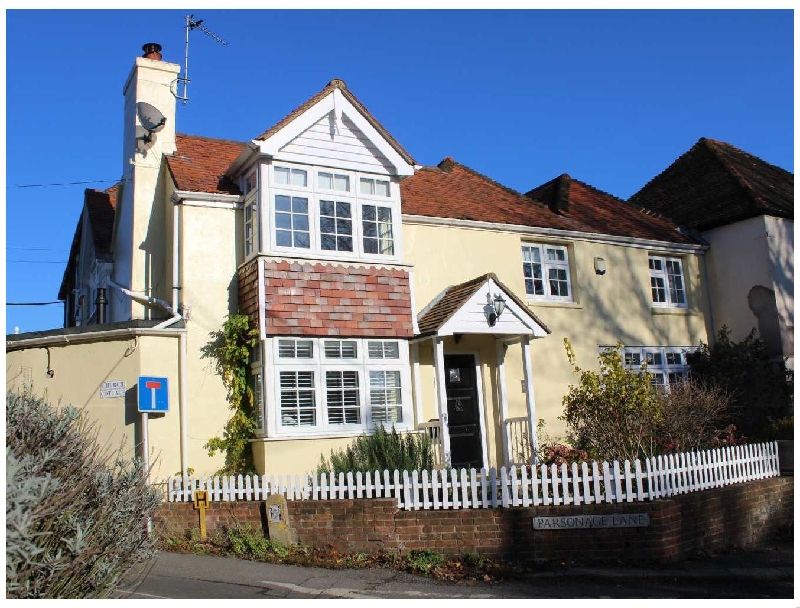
[242,169,260,258]
[620,345,695,390]
[251,345,264,432]
[521,243,573,302]
[269,337,411,437]
[264,160,402,262]
[649,255,687,308]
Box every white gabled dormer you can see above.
[229,79,416,265]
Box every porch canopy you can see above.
[414,273,550,468]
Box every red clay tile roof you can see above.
[166,134,247,195]
[527,175,697,245]
[254,79,416,166]
[417,272,550,338]
[400,158,695,245]
[629,138,794,231]
[58,184,119,300]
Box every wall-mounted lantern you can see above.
[594,257,607,275]
[488,294,507,327]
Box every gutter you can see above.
[402,214,708,254]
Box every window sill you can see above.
[526,300,583,310]
[651,306,697,316]
[251,425,412,442]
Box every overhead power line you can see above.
[8,260,68,264]
[7,179,121,189]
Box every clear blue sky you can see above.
[4,9,794,334]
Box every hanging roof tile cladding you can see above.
[166,134,247,195]
[400,159,696,245]
[416,272,550,338]
[629,137,794,231]
[254,79,416,166]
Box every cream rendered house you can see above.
[630,138,794,370]
[8,43,714,478]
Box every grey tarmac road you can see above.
[114,549,794,599]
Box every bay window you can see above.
[271,337,410,435]
[620,345,695,389]
[267,162,401,260]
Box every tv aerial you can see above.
[174,14,228,105]
[135,101,167,156]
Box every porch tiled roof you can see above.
[166,134,247,195]
[629,137,793,231]
[416,272,550,338]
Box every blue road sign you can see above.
[138,376,169,413]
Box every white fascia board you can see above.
[257,90,413,177]
[172,190,243,209]
[332,89,414,177]
[257,96,335,156]
[225,142,261,178]
[437,277,547,338]
[402,214,707,254]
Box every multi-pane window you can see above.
[620,346,694,390]
[319,200,353,252]
[279,371,316,427]
[275,166,308,187]
[251,344,264,430]
[273,338,409,434]
[267,163,400,259]
[326,371,361,424]
[275,195,310,248]
[318,171,350,192]
[362,205,394,255]
[360,177,390,197]
[649,255,686,307]
[243,171,259,257]
[369,370,402,423]
[522,244,572,301]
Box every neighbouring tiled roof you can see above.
[85,185,117,256]
[58,184,119,301]
[629,137,794,231]
[400,158,696,245]
[166,134,247,195]
[416,272,550,338]
[526,174,697,245]
[254,79,416,166]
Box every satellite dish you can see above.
[135,102,167,155]
[137,102,166,134]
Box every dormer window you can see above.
[267,162,401,261]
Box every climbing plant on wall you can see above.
[202,313,260,475]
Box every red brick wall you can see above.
[260,260,414,337]
[155,477,793,564]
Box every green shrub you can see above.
[687,327,792,438]
[317,425,434,475]
[406,549,444,573]
[224,524,288,559]
[6,391,161,598]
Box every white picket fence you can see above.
[167,441,781,511]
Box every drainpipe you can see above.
[108,280,188,480]
[171,197,189,482]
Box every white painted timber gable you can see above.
[256,88,414,177]
[438,278,549,337]
[278,112,393,174]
